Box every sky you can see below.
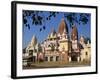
[23,11,91,48]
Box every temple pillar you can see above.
[69,57,71,62]
[48,56,50,62]
[77,57,80,62]
[53,56,56,62]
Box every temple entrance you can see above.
[71,55,77,61]
[56,56,59,61]
[71,56,77,61]
[33,56,36,62]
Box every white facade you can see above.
[80,42,91,62]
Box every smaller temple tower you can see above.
[70,25,80,62]
[80,36,91,62]
[79,36,85,48]
[25,35,38,63]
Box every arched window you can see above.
[29,50,33,56]
[48,45,51,47]
[50,56,53,61]
[85,52,88,56]
[56,56,59,61]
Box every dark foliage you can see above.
[84,37,91,44]
[23,11,90,31]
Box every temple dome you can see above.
[58,19,68,35]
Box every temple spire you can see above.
[58,18,68,35]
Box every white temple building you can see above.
[23,18,91,66]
